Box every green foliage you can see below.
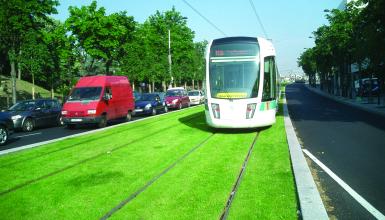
[298,0,385,92]
[66,1,136,74]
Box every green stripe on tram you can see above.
[259,100,277,111]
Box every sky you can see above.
[52,0,340,76]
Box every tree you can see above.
[66,1,136,75]
[298,48,317,86]
[0,0,59,103]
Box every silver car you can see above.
[188,90,205,105]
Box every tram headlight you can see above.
[211,103,220,119]
[246,103,257,119]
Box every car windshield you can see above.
[9,101,36,111]
[137,94,156,101]
[68,87,102,101]
[166,90,181,97]
[188,91,200,96]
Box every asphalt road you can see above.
[286,83,385,219]
[0,115,146,152]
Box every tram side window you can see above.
[262,57,276,101]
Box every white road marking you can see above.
[303,149,385,220]
[15,132,42,138]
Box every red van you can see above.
[61,76,134,128]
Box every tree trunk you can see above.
[192,79,195,89]
[132,81,135,91]
[17,62,21,80]
[152,80,155,92]
[162,81,166,92]
[32,72,35,100]
[9,52,17,104]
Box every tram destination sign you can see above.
[211,43,258,57]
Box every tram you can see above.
[204,36,280,128]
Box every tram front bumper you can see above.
[204,109,276,128]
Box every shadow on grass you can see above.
[178,110,270,134]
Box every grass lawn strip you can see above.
[0,107,195,167]
[227,104,298,219]
[0,109,213,219]
[110,127,257,218]
[0,107,202,193]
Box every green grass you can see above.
[227,104,297,219]
[0,103,297,219]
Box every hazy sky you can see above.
[52,0,340,76]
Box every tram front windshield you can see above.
[209,43,260,99]
[209,62,259,99]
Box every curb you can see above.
[0,105,202,156]
[305,85,385,118]
[283,96,329,220]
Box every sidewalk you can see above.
[305,84,385,118]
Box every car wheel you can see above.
[57,116,64,126]
[126,111,132,122]
[151,108,157,116]
[22,118,34,132]
[178,102,182,110]
[98,115,107,128]
[0,126,8,146]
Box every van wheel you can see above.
[126,112,132,122]
[151,108,157,116]
[22,118,34,132]
[0,126,8,146]
[98,116,107,128]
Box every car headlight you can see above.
[11,115,22,120]
[172,99,178,104]
[145,103,152,110]
[87,109,96,115]
[61,110,68,115]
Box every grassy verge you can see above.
[227,103,298,219]
[0,102,298,219]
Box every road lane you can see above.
[286,83,385,219]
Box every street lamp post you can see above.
[168,29,173,89]
[167,17,187,89]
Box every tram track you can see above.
[219,131,260,220]
[0,112,203,196]
[1,109,197,168]
[100,133,216,220]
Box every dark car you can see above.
[6,99,62,132]
[165,87,190,110]
[0,113,14,146]
[133,93,167,116]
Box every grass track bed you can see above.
[0,103,298,219]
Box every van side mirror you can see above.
[103,94,111,101]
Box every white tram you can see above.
[204,37,280,128]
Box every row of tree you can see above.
[297,0,385,98]
[0,0,207,104]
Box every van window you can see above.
[104,87,112,99]
[68,87,102,101]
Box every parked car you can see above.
[0,113,14,146]
[3,99,62,132]
[354,78,379,97]
[165,87,190,110]
[61,76,134,129]
[188,90,205,105]
[133,93,167,116]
